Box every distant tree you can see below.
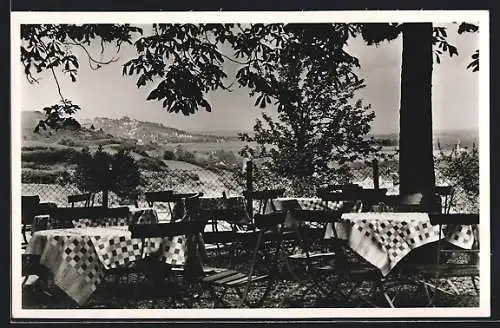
[437,142,479,199]
[240,60,379,178]
[162,150,176,160]
[73,146,142,205]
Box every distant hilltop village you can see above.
[80,116,232,145]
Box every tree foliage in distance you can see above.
[73,146,142,203]
[437,142,479,200]
[21,24,143,132]
[239,59,379,178]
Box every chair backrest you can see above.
[144,190,174,207]
[317,183,363,195]
[429,213,479,226]
[22,195,40,225]
[68,193,94,208]
[243,189,286,217]
[145,191,203,222]
[381,193,425,212]
[49,206,130,226]
[129,221,207,239]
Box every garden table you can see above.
[25,225,187,305]
[324,212,475,276]
[272,197,345,227]
[31,206,159,233]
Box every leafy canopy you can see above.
[21,22,479,127]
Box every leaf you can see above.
[458,22,479,34]
[254,94,263,106]
[146,89,159,100]
[448,45,458,57]
[200,99,211,112]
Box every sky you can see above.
[20,23,479,135]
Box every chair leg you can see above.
[471,276,479,294]
[22,226,29,245]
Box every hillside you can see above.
[22,111,236,145]
[82,116,236,144]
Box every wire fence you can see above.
[21,159,478,213]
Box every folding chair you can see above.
[243,188,286,220]
[411,213,479,307]
[283,191,379,304]
[198,211,288,308]
[68,193,95,207]
[117,221,208,308]
[22,196,40,246]
[145,191,202,222]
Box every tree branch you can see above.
[50,67,67,105]
[65,39,120,69]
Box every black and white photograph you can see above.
[11,11,490,319]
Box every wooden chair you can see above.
[96,219,207,308]
[198,211,288,308]
[145,191,203,222]
[22,196,40,245]
[243,188,286,217]
[358,188,388,212]
[21,196,57,289]
[67,193,95,207]
[411,213,479,306]
[292,191,402,307]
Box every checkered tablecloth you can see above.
[324,212,475,276]
[73,207,159,228]
[269,198,345,227]
[273,197,344,212]
[25,226,186,305]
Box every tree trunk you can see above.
[399,23,435,204]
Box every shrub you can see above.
[137,157,165,172]
[95,138,123,146]
[73,146,143,203]
[21,148,79,165]
[163,150,176,160]
[22,169,63,184]
[59,138,84,147]
[21,146,50,151]
[436,143,479,212]
[176,149,196,164]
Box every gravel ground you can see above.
[22,245,479,310]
